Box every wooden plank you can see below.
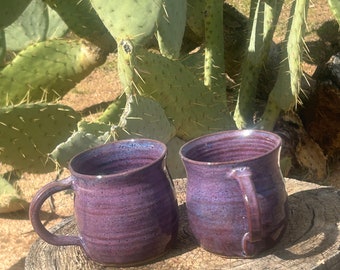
[25,178,340,270]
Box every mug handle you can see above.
[29,176,82,247]
[227,167,262,257]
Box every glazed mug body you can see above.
[29,139,179,266]
[180,130,288,257]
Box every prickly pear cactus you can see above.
[50,120,112,168]
[90,0,163,46]
[156,0,187,59]
[132,48,235,140]
[45,0,116,53]
[114,94,176,142]
[117,39,136,96]
[0,39,106,106]
[0,0,32,28]
[0,30,5,66]
[259,0,309,130]
[203,0,226,93]
[186,0,205,40]
[0,103,80,172]
[0,176,28,213]
[51,94,176,168]
[328,0,340,24]
[97,94,126,124]
[166,136,186,178]
[233,0,284,129]
[4,0,68,51]
[233,0,268,128]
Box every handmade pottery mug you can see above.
[180,130,288,257]
[29,139,179,266]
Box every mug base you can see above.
[197,221,288,259]
[87,247,172,267]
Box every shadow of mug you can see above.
[268,187,340,260]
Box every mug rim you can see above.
[68,138,167,178]
[180,129,282,165]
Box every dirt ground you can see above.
[1,1,339,269]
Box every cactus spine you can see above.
[259,0,309,130]
[203,0,226,94]
[90,0,163,47]
[45,0,115,53]
[0,39,106,106]
[4,0,68,52]
[156,0,187,59]
[233,0,283,128]
[0,103,80,172]
[132,48,235,140]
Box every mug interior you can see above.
[70,139,166,176]
[181,130,281,164]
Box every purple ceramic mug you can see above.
[180,130,288,258]
[29,139,179,266]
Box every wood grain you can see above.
[25,178,340,270]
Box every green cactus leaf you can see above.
[286,0,309,108]
[97,94,126,124]
[166,136,186,179]
[0,39,106,106]
[156,0,187,59]
[114,94,176,143]
[0,29,5,67]
[117,40,137,96]
[0,103,81,173]
[133,49,235,140]
[45,0,115,53]
[52,94,176,167]
[4,0,68,51]
[90,0,163,46]
[50,120,112,168]
[180,48,205,80]
[0,176,28,214]
[328,0,340,25]
[4,0,48,51]
[0,0,32,28]
[186,0,205,40]
[233,0,265,128]
[203,0,226,93]
[258,0,309,130]
[46,6,69,39]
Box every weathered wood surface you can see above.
[25,178,340,270]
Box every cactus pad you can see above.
[114,94,176,142]
[51,94,176,167]
[166,136,186,178]
[0,39,106,106]
[156,0,187,59]
[0,30,5,67]
[50,120,112,168]
[0,176,28,213]
[0,0,32,28]
[329,0,340,25]
[5,0,68,51]
[0,103,80,173]
[133,49,235,140]
[90,0,163,46]
[97,94,126,124]
[186,0,205,40]
[45,0,115,53]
